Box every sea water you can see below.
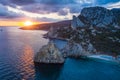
[0,27,120,80]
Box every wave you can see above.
[87,55,120,63]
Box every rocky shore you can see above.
[34,6,120,64]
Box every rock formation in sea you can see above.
[34,41,65,64]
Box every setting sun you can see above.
[24,21,33,26]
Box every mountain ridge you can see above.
[20,20,71,30]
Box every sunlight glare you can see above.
[24,21,33,26]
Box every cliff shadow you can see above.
[34,63,63,80]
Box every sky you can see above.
[0,0,120,26]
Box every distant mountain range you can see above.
[20,20,71,30]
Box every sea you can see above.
[0,27,120,80]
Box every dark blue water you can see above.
[0,27,120,80]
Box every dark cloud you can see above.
[0,4,23,19]
[21,4,62,14]
[1,0,119,15]
[0,0,95,15]
[0,0,10,5]
[10,0,35,5]
[96,0,119,4]
[20,0,96,15]
[58,8,68,16]
[0,0,120,21]
[21,4,70,15]
[36,17,60,22]
[0,0,76,5]
[34,0,76,5]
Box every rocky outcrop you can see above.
[71,15,85,29]
[47,27,56,38]
[34,41,64,64]
[62,40,96,57]
[78,6,119,28]
[61,27,97,57]
[46,26,73,40]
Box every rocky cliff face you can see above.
[46,26,73,40]
[78,6,119,28]
[112,8,120,27]
[62,40,96,57]
[34,41,64,64]
[71,15,85,29]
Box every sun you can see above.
[24,21,33,26]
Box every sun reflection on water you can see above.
[19,45,35,79]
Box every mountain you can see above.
[20,20,71,31]
[77,6,119,28]
[111,8,120,26]
[46,6,120,57]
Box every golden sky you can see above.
[0,20,19,26]
[0,19,44,27]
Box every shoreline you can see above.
[19,27,120,64]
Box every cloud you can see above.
[35,17,61,22]
[0,0,94,5]
[7,5,76,22]
[96,0,119,5]
[0,0,10,5]
[0,0,95,14]
[0,0,120,22]
[0,4,23,18]
[58,8,69,16]
[20,0,95,16]
[34,0,76,5]
[10,0,35,5]
[0,4,8,16]
[21,3,62,14]
[105,1,120,9]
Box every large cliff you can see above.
[78,7,119,28]
[46,6,120,57]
